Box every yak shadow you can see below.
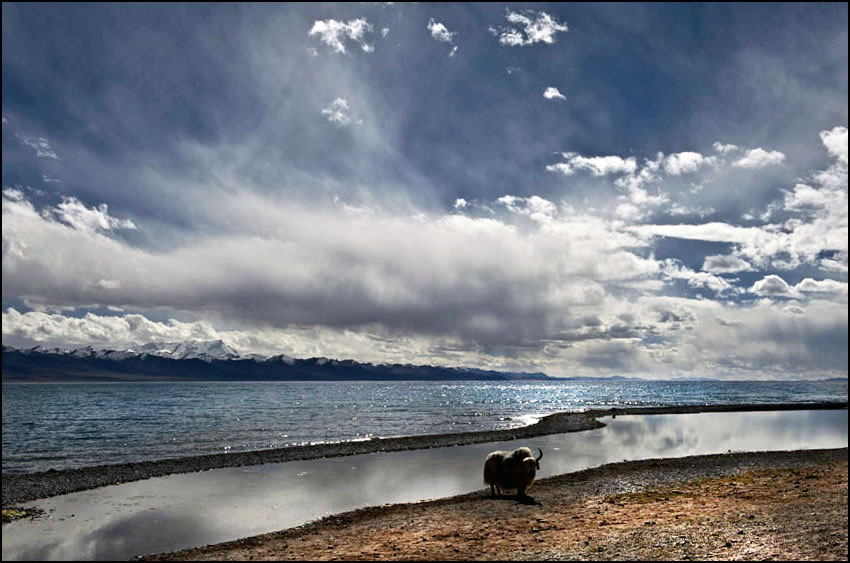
[485,493,541,506]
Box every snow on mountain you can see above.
[138,339,241,361]
[166,339,240,361]
[11,340,245,362]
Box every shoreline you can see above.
[141,448,849,561]
[2,401,847,506]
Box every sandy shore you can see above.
[143,448,849,561]
[2,401,846,505]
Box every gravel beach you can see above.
[2,402,846,506]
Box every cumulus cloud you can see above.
[702,254,753,274]
[496,194,558,223]
[2,308,223,350]
[633,126,847,271]
[733,148,785,168]
[427,18,455,43]
[309,18,374,54]
[490,9,568,47]
[662,151,716,175]
[321,98,359,126]
[546,152,638,177]
[426,18,458,57]
[750,274,791,296]
[783,182,843,213]
[821,251,848,273]
[543,87,566,101]
[750,275,847,301]
[795,277,848,297]
[820,126,848,165]
[662,260,737,294]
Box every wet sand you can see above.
[143,448,849,561]
[2,402,846,506]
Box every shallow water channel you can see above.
[2,410,847,561]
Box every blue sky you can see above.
[2,3,847,379]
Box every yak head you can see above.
[525,448,543,470]
[534,447,543,469]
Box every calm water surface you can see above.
[3,380,847,473]
[1,410,846,561]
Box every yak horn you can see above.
[536,448,543,462]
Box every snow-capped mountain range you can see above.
[20,339,242,362]
[1,341,552,382]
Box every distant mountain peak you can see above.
[1,343,554,382]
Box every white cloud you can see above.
[17,135,59,159]
[662,151,716,175]
[1,188,660,355]
[496,194,558,223]
[491,9,568,47]
[321,98,359,126]
[820,251,848,273]
[427,18,455,43]
[2,186,25,202]
[820,125,848,165]
[795,277,848,298]
[669,203,715,218]
[543,87,566,101]
[702,254,753,274]
[547,152,638,177]
[713,141,739,154]
[50,197,137,233]
[733,148,785,168]
[750,275,847,302]
[453,198,468,209]
[663,260,737,294]
[96,279,121,290]
[309,18,374,54]
[750,275,791,296]
[783,182,843,213]
[426,18,458,56]
[2,308,223,351]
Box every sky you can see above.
[1,3,847,379]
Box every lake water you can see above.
[2,379,846,473]
[1,410,846,561]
